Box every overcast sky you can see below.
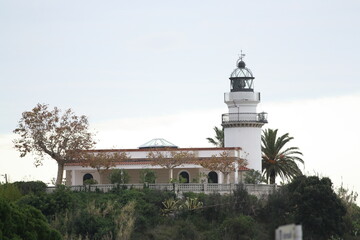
[1,1,359,193]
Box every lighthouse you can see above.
[222,53,267,172]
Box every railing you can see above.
[46,183,277,196]
[222,112,268,123]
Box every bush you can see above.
[109,169,130,184]
[0,183,22,202]
[0,197,62,240]
[13,181,47,195]
[140,169,157,184]
[220,215,256,240]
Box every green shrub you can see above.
[0,183,22,202]
[109,169,130,184]
[13,181,47,195]
[83,178,98,185]
[139,169,157,184]
[220,215,256,240]
[0,197,62,240]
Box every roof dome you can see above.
[230,59,254,79]
[138,138,178,149]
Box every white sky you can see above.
[1,1,360,193]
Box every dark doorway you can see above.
[179,171,190,183]
[208,171,218,183]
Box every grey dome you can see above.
[138,138,178,149]
[230,60,254,79]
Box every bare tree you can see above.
[13,103,96,185]
[197,151,247,183]
[147,148,196,182]
[82,151,129,183]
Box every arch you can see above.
[179,171,190,183]
[208,171,218,183]
[83,173,94,182]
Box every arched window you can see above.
[208,171,218,183]
[179,171,190,183]
[83,173,94,182]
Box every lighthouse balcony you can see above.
[222,112,268,124]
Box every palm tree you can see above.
[262,128,304,184]
[206,126,224,147]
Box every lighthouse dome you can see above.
[230,59,254,79]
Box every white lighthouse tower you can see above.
[222,53,267,172]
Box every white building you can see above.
[64,55,267,186]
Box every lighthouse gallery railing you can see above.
[222,112,268,123]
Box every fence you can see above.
[46,183,278,197]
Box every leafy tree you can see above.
[337,185,360,238]
[261,128,304,184]
[13,104,96,185]
[109,169,130,184]
[288,176,346,240]
[147,148,196,182]
[206,126,224,147]
[140,169,157,184]
[197,151,247,183]
[244,170,267,184]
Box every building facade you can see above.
[64,55,267,186]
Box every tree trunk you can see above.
[270,171,276,184]
[223,173,230,184]
[56,162,64,185]
[169,168,173,182]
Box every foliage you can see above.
[161,198,180,216]
[147,148,196,182]
[139,169,157,184]
[18,185,76,217]
[0,183,22,202]
[13,103,96,185]
[244,170,267,184]
[83,178,98,185]
[288,176,346,239]
[337,185,360,237]
[262,176,347,240]
[206,126,224,147]
[109,169,130,184]
[115,200,136,240]
[219,215,256,240]
[181,197,203,210]
[7,177,355,240]
[0,197,62,240]
[82,151,129,182]
[261,128,304,184]
[13,181,47,195]
[197,151,247,184]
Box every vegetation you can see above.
[13,103,96,185]
[244,170,267,184]
[147,148,196,182]
[1,175,358,240]
[261,128,304,184]
[206,126,224,147]
[82,151,129,184]
[196,151,247,184]
[139,169,157,184]
[110,169,130,184]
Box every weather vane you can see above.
[239,50,246,61]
